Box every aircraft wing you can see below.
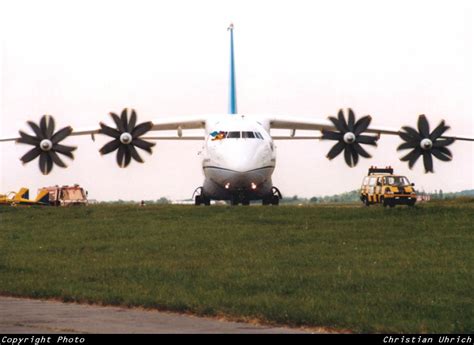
[264,115,474,141]
[0,114,208,142]
[0,111,209,174]
[260,109,473,173]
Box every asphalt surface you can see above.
[0,296,312,334]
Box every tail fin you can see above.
[14,188,29,201]
[228,23,237,114]
[34,189,50,205]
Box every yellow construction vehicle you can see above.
[360,166,417,208]
[0,187,50,206]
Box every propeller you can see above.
[99,108,155,167]
[16,115,76,175]
[322,108,378,167]
[398,115,455,173]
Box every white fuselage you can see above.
[200,115,276,200]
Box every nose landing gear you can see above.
[262,186,282,206]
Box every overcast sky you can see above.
[0,0,472,201]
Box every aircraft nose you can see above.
[223,142,269,172]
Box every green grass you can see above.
[0,200,473,333]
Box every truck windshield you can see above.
[384,176,410,186]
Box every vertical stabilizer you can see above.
[228,23,237,114]
[35,189,50,205]
[14,188,29,201]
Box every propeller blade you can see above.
[49,150,67,168]
[337,109,349,132]
[353,142,371,158]
[433,138,455,147]
[131,122,153,138]
[27,121,44,139]
[399,131,417,143]
[123,145,132,167]
[129,144,144,163]
[397,141,417,151]
[343,146,354,167]
[132,138,155,153]
[120,109,129,131]
[429,121,449,140]
[431,147,452,162]
[328,116,347,133]
[51,126,73,144]
[116,145,126,167]
[401,126,421,140]
[326,141,345,160]
[99,139,121,155]
[356,134,377,146]
[347,108,355,132]
[39,151,53,175]
[45,115,55,139]
[128,109,137,133]
[17,131,40,146]
[353,115,372,136]
[20,147,42,164]
[322,130,343,141]
[99,123,121,139]
[349,145,359,166]
[417,115,430,138]
[53,144,76,159]
[422,151,433,173]
[40,116,49,139]
[110,112,125,133]
[400,147,422,169]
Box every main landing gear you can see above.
[262,187,282,206]
[193,187,210,206]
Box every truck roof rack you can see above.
[368,166,393,175]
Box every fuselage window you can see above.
[242,131,255,138]
[226,131,241,138]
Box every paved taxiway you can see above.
[0,297,311,334]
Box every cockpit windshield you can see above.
[383,176,410,186]
[209,131,264,139]
[226,131,240,138]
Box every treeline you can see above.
[422,189,474,200]
[100,197,171,205]
[280,190,360,204]
[98,189,473,204]
[280,189,474,204]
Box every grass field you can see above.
[0,200,473,333]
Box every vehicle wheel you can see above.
[242,199,250,206]
[195,195,202,206]
[271,195,279,205]
[231,196,239,206]
[203,197,211,206]
[389,204,395,208]
[363,197,370,207]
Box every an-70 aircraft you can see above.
[1,24,473,205]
